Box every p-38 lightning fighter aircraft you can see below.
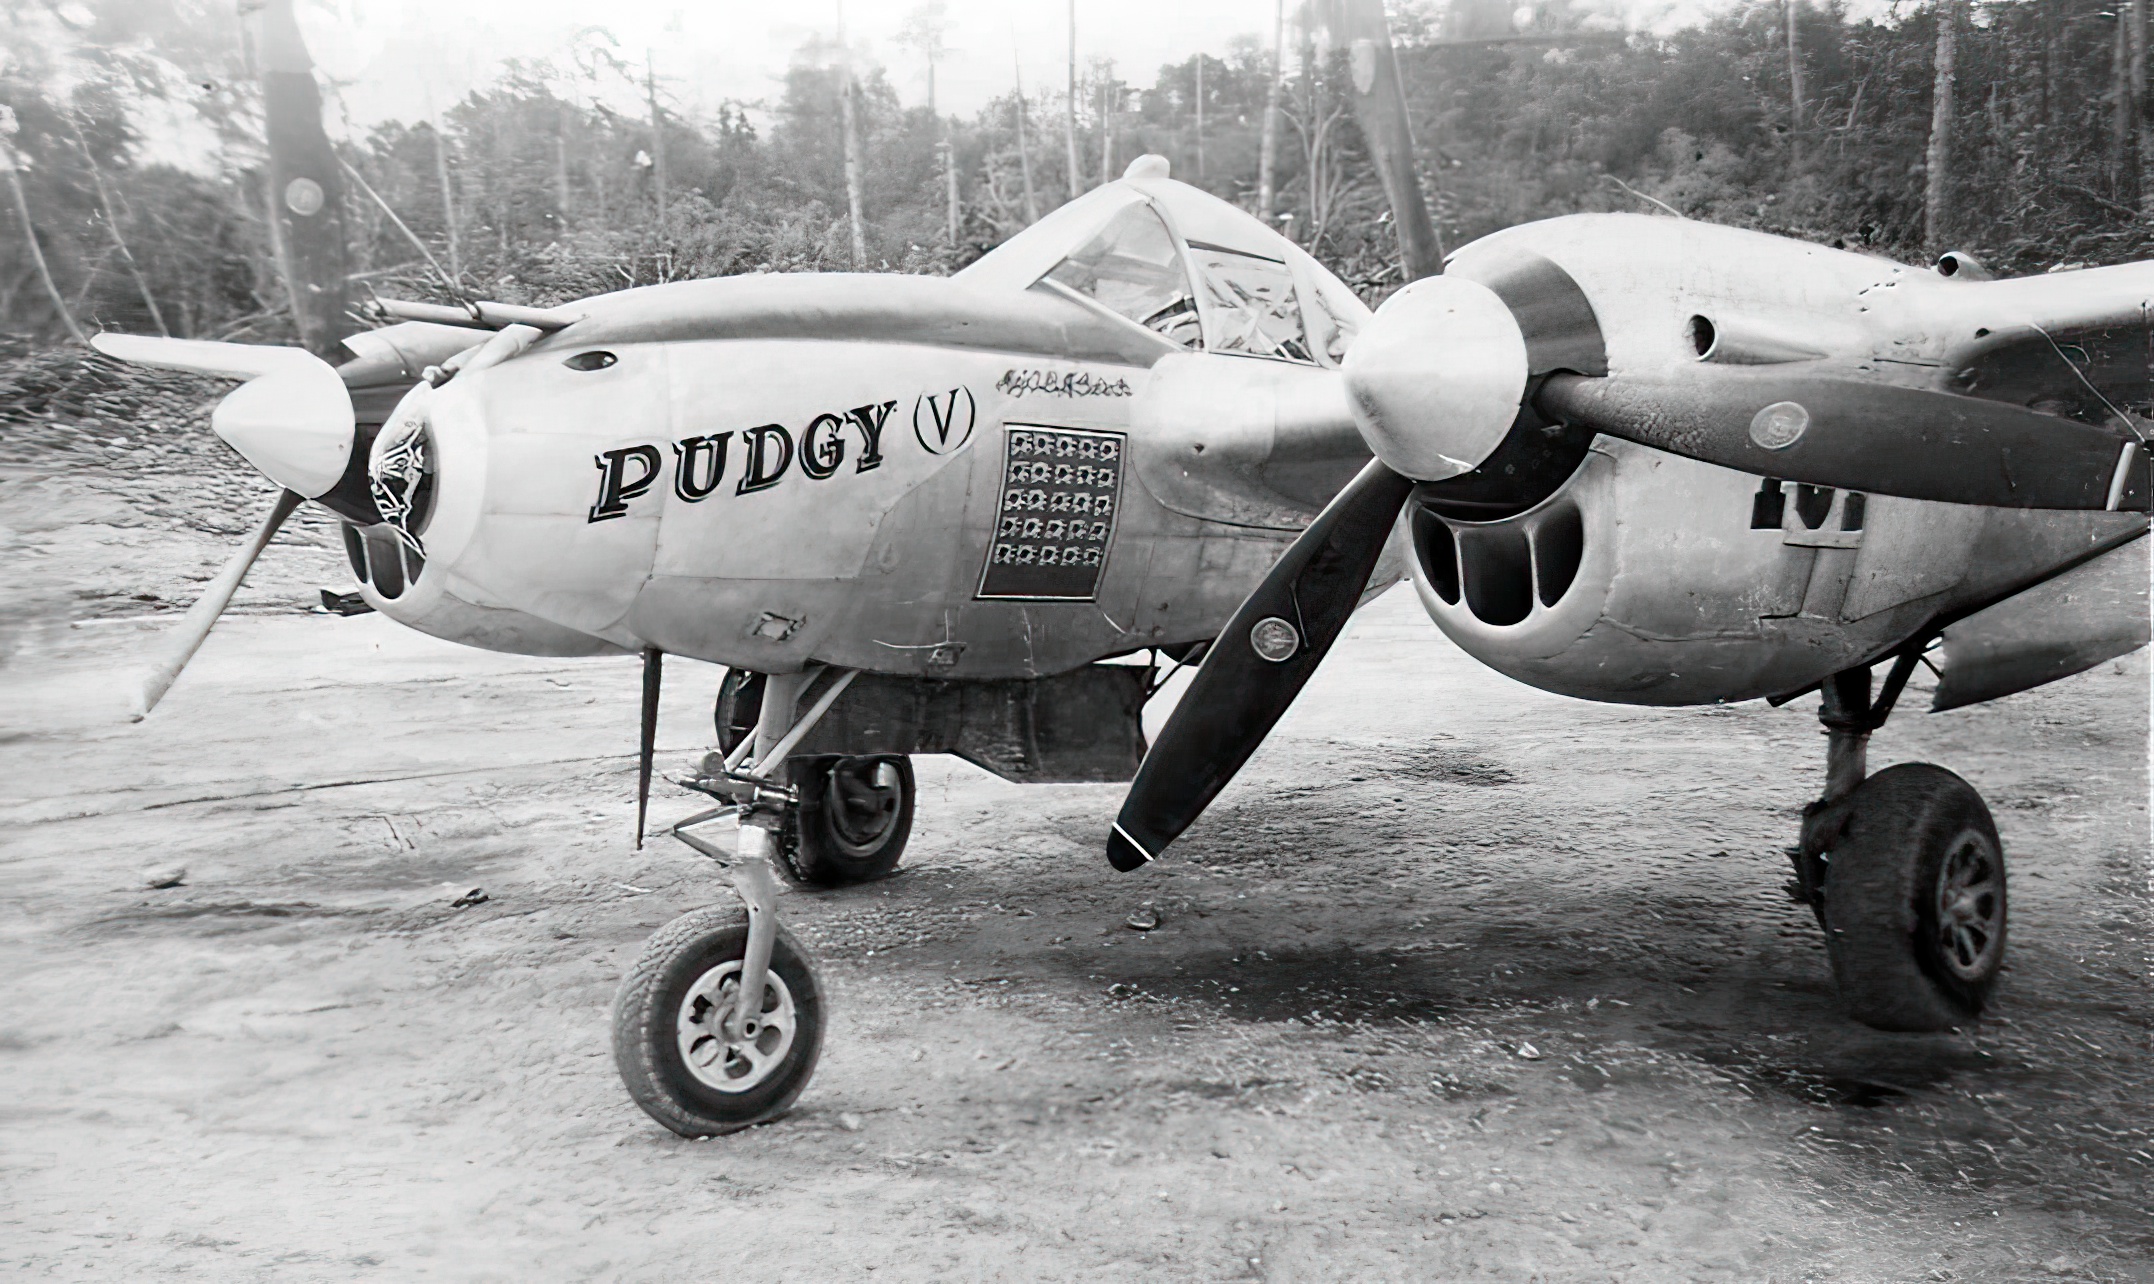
[100,153,2147,1138]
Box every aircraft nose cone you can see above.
[210,358,357,497]
[1341,275,1528,482]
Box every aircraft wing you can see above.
[1940,260,2154,428]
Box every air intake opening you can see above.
[1750,478,1786,529]
[1794,484,1834,530]
[1532,503,1584,606]
[1459,526,1533,626]
[342,522,370,585]
[1687,315,1716,358]
[1411,506,1460,604]
[1840,492,1867,531]
[364,530,406,598]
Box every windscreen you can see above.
[1187,240,1317,364]
[1043,203,1202,347]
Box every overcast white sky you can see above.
[302,0,1737,136]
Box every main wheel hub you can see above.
[676,960,798,1093]
[1933,828,2005,982]
[826,757,903,851]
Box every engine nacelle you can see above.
[1408,439,2145,706]
[339,371,627,657]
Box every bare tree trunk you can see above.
[2134,0,2151,203]
[1013,55,1040,223]
[1258,0,1284,220]
[1099,67,1114,186]
[1194,56,1204,179]
[935,61,959,247]
[1065,0,1083,195]
[944,140,961,245]
[1295,24,1317,243]
[0,133,89,345]
[839,69,868,267]
[1786,0,1807,175]
[1923,0,1958,256]
[1321,0,1443,280]
[2115,5,2142,205]
[69,114,168,335]
[645,52,667,227]
[840,72,867,265]
[2037,0,2057,185]
[433,125,460,282]
[555,104,572,227]
[2045,0,2061,128]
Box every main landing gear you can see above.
[1790,660,2008,1032]
[614,667,886,1136]
[714,671,916,886]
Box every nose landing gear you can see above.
[1792,660,2009,1032]
[611,886,826,1137]
[613,667,863,1136]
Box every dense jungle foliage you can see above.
[3,0,2150,348]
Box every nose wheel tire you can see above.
[612,906,826,1137]
[1819,763,2007,1033]
[780,754,915,887]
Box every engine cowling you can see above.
[1408,438,2145,706]
[343,376,627,657]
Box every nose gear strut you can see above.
[611,667,858,1135]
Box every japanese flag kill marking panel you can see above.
[977,425,1126,601]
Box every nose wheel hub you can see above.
[676,959,799,1093]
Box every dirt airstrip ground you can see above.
[1,373,2150,1281]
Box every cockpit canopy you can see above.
[956,156,1368,367]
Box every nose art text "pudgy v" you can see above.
[587,399,900,523]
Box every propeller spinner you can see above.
[90,335,356,499]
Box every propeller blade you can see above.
[635,646,663,849]
[90,333,356,499]
[1107,459,1415,871]
[1537,371,2148,511]
[136,489,304,720]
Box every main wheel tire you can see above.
[611,905,826,1137]
[1820,762,2007,1033]
[779,754,915,886]
[714,673,916,887]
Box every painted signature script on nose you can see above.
[995,369,1134,399]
